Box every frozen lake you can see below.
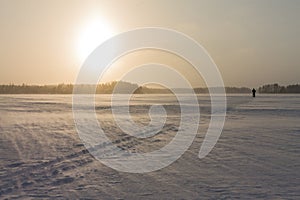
[0,94,299,199]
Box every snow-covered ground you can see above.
[0,94,299,199]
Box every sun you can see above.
[77,17,114,62]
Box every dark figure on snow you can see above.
[252,88,256,97]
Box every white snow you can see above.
[0,94,299,199]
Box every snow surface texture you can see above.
[0,94,299,199]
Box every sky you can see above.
[0,0,299,87]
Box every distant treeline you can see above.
[0,82,171,94]
[258,83,300,93]
[1,82,298,94]
[174,87,250,94]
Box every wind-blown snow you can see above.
[0,94,299,199]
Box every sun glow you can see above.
[77,17,114,62]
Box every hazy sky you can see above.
[0,0,299,87]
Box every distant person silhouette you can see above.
[252,88,256,97]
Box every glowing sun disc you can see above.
[77,18,114,62]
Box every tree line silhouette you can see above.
[0,82,298,94]
[0,82,169,94]
[258,83,300,93]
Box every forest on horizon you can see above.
[0,82,299,94]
